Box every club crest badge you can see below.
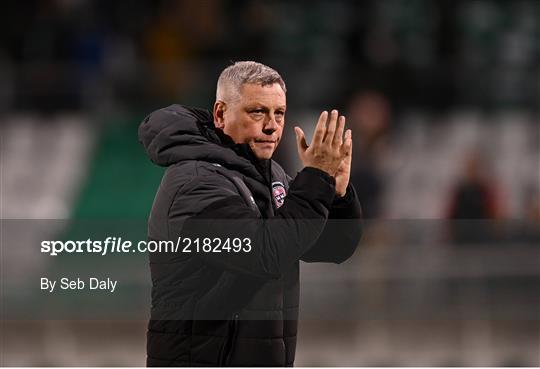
[272,182,287,208]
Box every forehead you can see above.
[237,83,286,107]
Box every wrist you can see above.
[305,164,335,178]
[334,184,354,204]
[303,167,336,186]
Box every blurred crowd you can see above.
[1,0,539,112]
[1,0,538,237]
[2,0,539,239]
[344,89,539,236]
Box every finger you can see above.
[312,111,328,145]
[344,128,352,144]
[294,126,308,153]
[348,130,353,156]
[333,115,345,147]
[341,129,352,157]
[324,109,338,144]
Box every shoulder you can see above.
[163,160,240,196]
[164,161,252,219]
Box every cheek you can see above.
[242,119,263,138]
[276,126,284,140]
[229,117,260,142]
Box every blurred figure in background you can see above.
[517,189,540,243]
[347,90,392,218]
[525,192,540,222]
[143,1,223,102]
[447,150,501,219]
[446,150,503,244]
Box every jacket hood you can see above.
[138,104,264,179]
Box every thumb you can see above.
[294,126,308,153]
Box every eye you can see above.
[249,109,266,119]
[275,110,285,122]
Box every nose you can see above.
[262,115,278,135]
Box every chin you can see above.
[253,150,274,160]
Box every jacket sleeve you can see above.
[300,183,363,264]
[174,167,336,280]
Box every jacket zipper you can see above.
[220,313,239,366]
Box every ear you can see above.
[213,100,226,129]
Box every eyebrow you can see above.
[245,104,286,111]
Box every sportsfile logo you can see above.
[40,237,253,256]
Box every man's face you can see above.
[215,83,286,160]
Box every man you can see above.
[139,61,362,366]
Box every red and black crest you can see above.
[272,181,287,208]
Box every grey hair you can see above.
[216,61,286,101]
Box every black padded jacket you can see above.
[139,104,363,366]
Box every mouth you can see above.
[252,140,276,153]
[254,139,276,144]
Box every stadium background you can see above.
[1,0,539,366]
